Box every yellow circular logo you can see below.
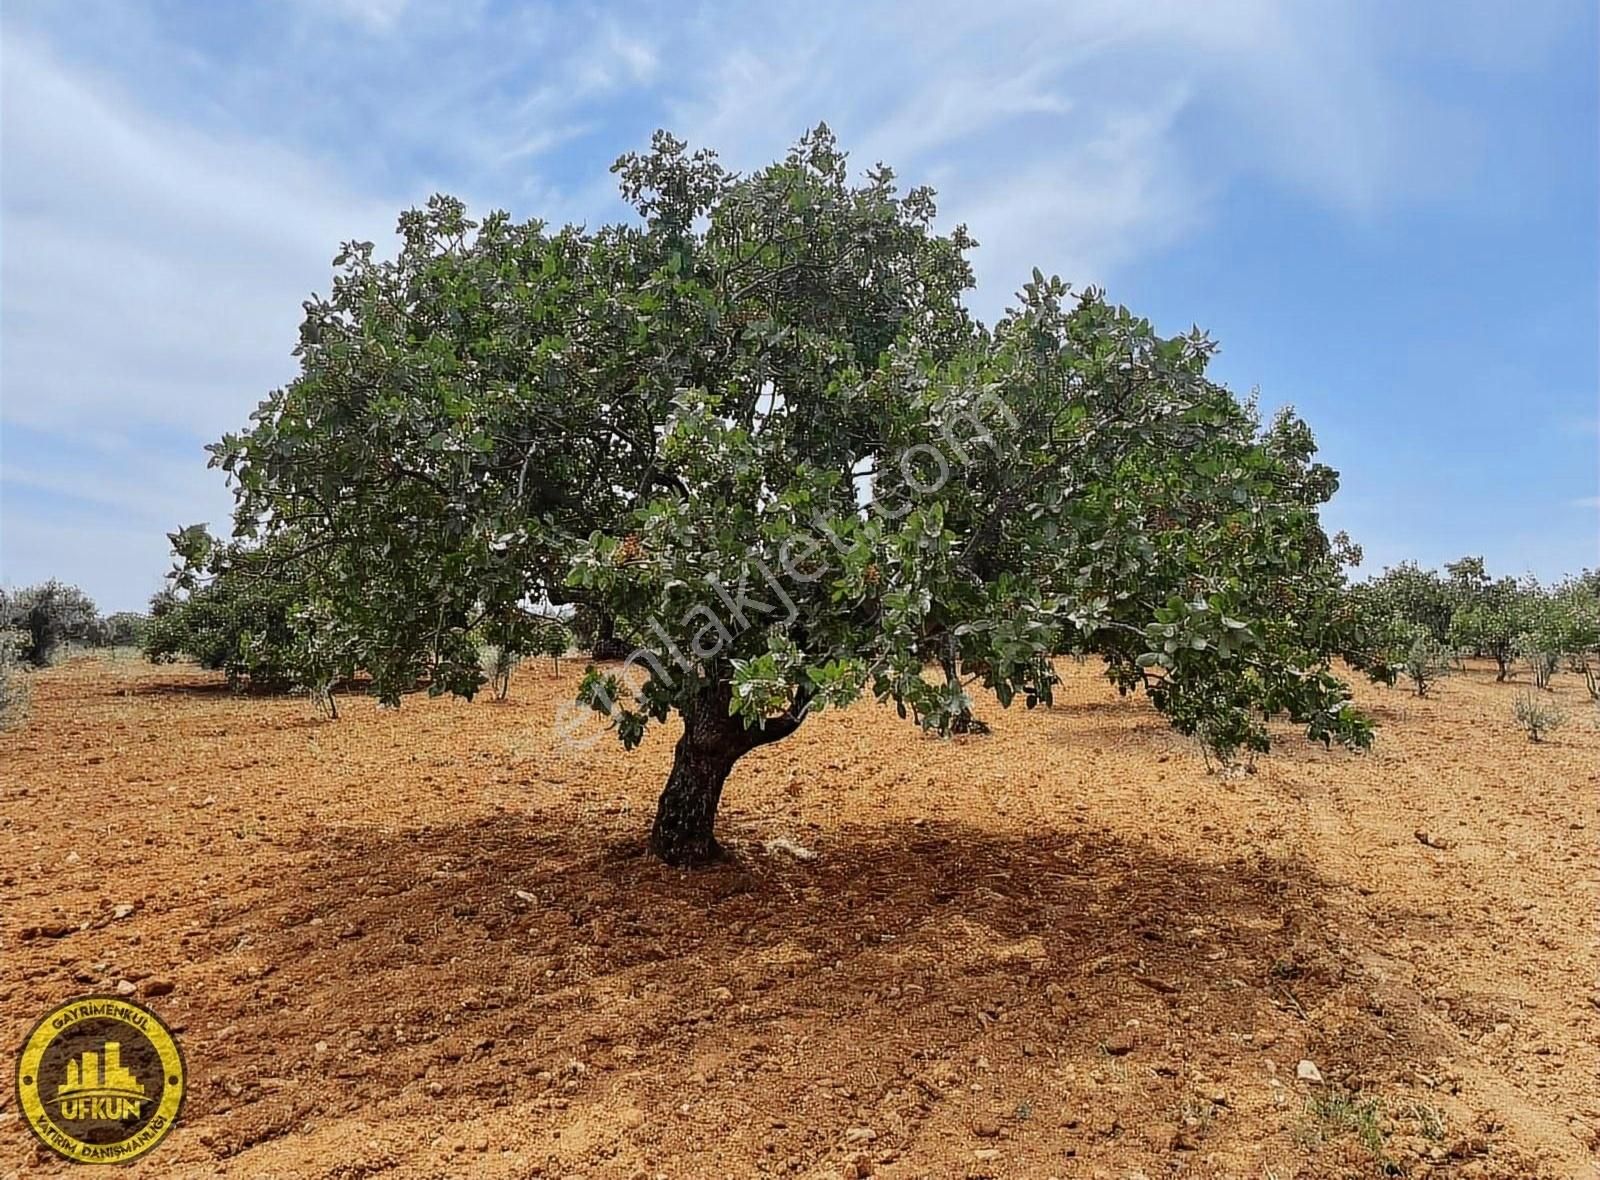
[15,995,186,1165]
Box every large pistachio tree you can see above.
[216,126,1370,866]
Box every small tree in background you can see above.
[536,620,573,675]
[1551,573,1600,699]
[1400,626,1453,697]
[1360,562,1455,646]
[0,629,30,730]
[143,528,304,690]
[1513,690,1567,742]
[1513,583,1563,691]
[3,581,99,666]
[1445,561,1524,680]
[485,644,521,700]
[101,611,152,649]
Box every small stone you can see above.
[619,1107,646,1130]
[112,903,136,920]
[314,1041,329,1054]
[843,1126,876,1145]
[971,1120,1000,1139]
[1295,1060,1324,1084]
[1102,1031,1138,1056]
[973,1148,1000,1162]
[711,987,734,1004]
[114,979,136,996]
[66,852,81,865]
[143,978,175,998]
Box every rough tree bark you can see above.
[649,679,805,867]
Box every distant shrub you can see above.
[100,611,151,649]
[1401,628,1453,697]
[2,581,98,666]
[0,631,30,730]
[143,544,300,690]
[1512,691,1567,742]
[1514,632,1559,691]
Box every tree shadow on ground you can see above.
[177,812,1364,1170]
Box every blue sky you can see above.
[2,0,1596,612]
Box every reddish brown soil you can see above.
[1,655,1595,1179]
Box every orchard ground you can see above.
[1,654,1594,1180]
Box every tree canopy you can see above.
[210,125,1373,864]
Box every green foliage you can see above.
[535,620,573,674]
[212,124,1374,860]
[1359,562,1455,645]
[1298,1090,1389,1164]
[1445,566,1524,680]
[142,529,306,690]
[2,581,99,666]
[1512,690,1567,742]
[99,611,152,649]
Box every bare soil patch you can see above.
[1,657,1594,1178]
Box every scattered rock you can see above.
[112,903,136,920]
[114,979,136,996]
[843,1126,876,1146]
[1295,1059,1324,1084]
[143,978,175,998]
[20,922,74,941]
[1415,829,1455,851]
[971,1119,1000,1139]
[1102,1031,1138,1056]
[1131,973,1179,995]
[65,851,81,865]
[764,836,818,862]
[972,1148,1000,1162]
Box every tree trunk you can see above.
[648,678,807,867]
[591,612,630,661]
[650,729,741,866]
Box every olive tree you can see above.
[213,127,1371,866]
[3,581,99,666]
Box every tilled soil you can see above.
[1,655,1594,1179]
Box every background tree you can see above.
[1546,573,1600,698]
[1400,626,1453,697]
[2,581,99,666]
[0,628,29,730]
[215,126,1371,866]
[536,620,573,675]
[100,611,152,649]
[1357,562,1455,646]
[1445,559,1525,680]
[143,528,306,690]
